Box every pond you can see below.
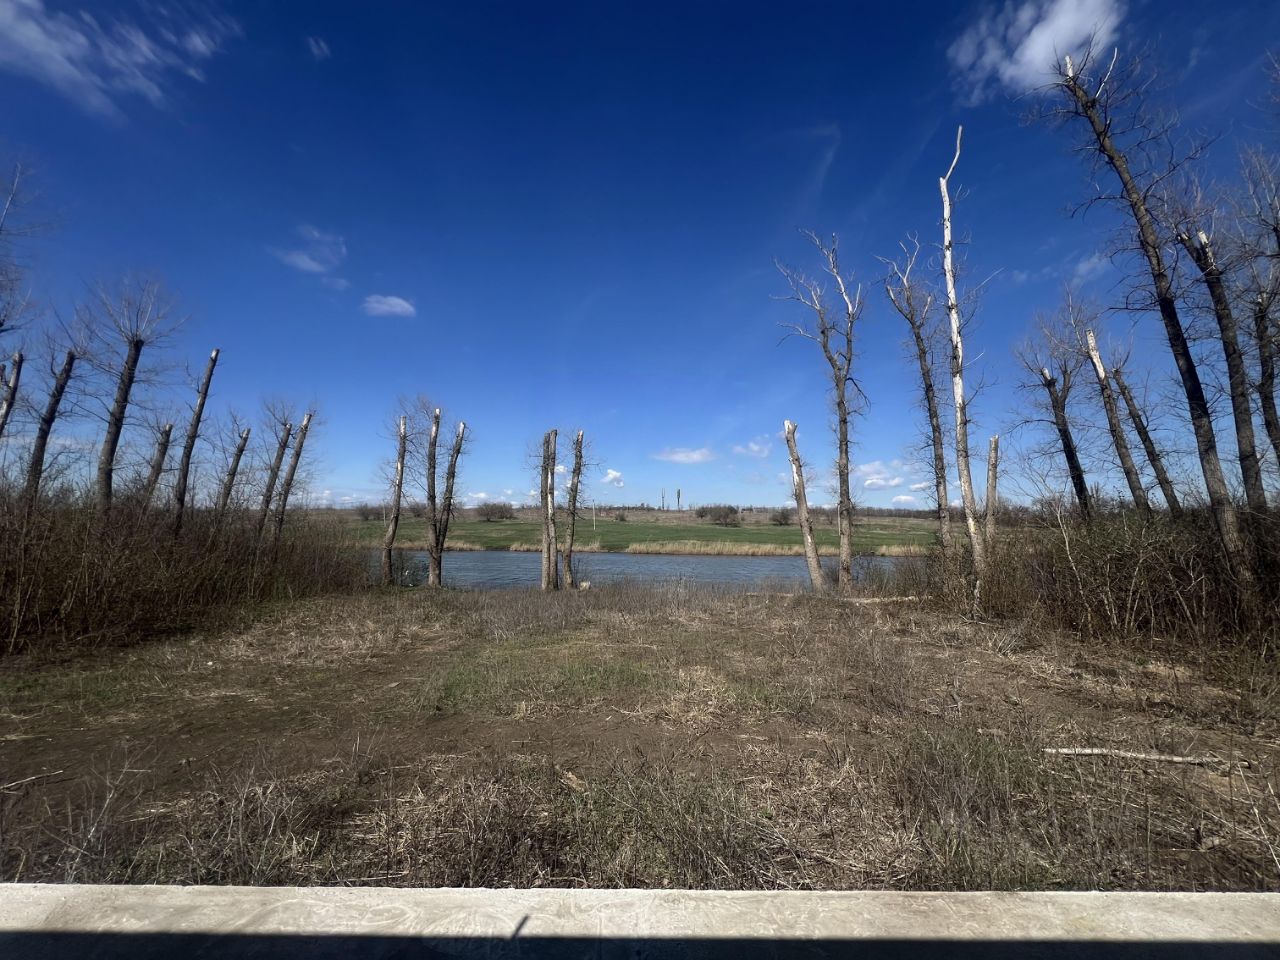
[384,549,913,590]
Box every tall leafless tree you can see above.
[382,414,407,586]
[254,416,292,543]
[0,351,20,441]
[271,411,313,544]
[783,419,826,592]
[939,126,987,596]
[1084,330,1152,517]
[984,435,999,547]
[22,349,76,508]
[540,429,559,591]
[214,425,251,529]
[562,430,585,589]
[172,348,219,537]
[424,408,466,587]
[140,422,173,514]
[883,237,952,562]
[778,232,862,587]
[1111,365,1182,516]
[1053,51,1255,598]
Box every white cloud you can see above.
[554,463,566,474]
[0,0,240,117]
[892,495,917,505]
[864,476,905,490]
[909,481,931,492]
[321,276,350,291]
[1072,252,1110,284]
[948,0,1125,101]
[601,469,624,487]
[362,294,416,317]
[857,461,906,490]
[306,36,330,61]
[731,436,772,459]
[270,224,347,274]
[653,447,714,464]
[469,491,488,500]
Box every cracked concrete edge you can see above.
[0,886,1278,942]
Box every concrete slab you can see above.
[0,885,1278,958]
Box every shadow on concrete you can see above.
[1,933,1278,959]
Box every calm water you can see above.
[384,549,909,590]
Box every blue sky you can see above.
[2,0,1277,509]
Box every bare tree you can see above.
[140,422,173,514]
[540,429,559,591]
[984,435,999,546]
[1238,149,1280,469]
[424,409,466,587]
[22,349,76,507]
[1084,330,1152,517]
[939,126,987,594]
[1019,324,1093,519]
[270,411,313,544]
[381,415,407,586]
[172,348,219,537]
[214,425,251,529]
[254,416,292,543]
[1111,365,1182,516]
[783,419,826,592]
[778,232,862,587]
[562,429,585,589]
[0,351,20,441]
[883,237,952,561]
[1053,51,1255,597]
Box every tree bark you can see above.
[171,348,219,538]
[0,351,22,441]
[96,337,145,514]
[1085,331,1151,517]
[429,420,465,587]
[1112,366,1182,517]
[140,422,173,514]
[22,349,76,508]
[382,415,407,586]
[984,435,999,549]
[541,429,559,591]
[1178,230,1267,514]
[271,411,312,544]
[939,127,986,593]
[1253,294,1280,470]
[214,426,251,529]
[784,419,826,593]
[563,429,584,589]
[255,420,292,543]
[425,408,442,586]
[1040,367,1092,518]
[1059,58,1255,598]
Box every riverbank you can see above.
[2,586,1275,889]
[348,514,937,556]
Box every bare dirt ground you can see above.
[2,586,1277,889]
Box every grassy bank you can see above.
[2,586,1275,889]
[346,512,937,555]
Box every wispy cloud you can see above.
[731,436,772,459]
[362,294,415,317]
[652,447,714,464]
[601,469,624,487]
[856,460,906,490]
[0,0,240,118]
[909,481,931,492]
[320,276,350,291]
[306,36,330,61]
[892,495,917,505]
[948,0,1126,102]
[269,224,347,274]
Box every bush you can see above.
[698,504,740,527]
[613,511,627,522]
[356,503,375,521]
[475,502,516,521]
[769,508,793,526]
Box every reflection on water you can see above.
[383,550,910,590]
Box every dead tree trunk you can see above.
[254,421,292,543]
[140,422,172,514]
[1112,366,1182,517]
[562,430,584,589]
[541,429,559,591]
[426,419,465,587]
[1085,331,1151,517]
[171,348,219,538]
[1178,230,1267,514]
[96,337,145,514]
[424,408,442,586]
[885,245,952,561]
[0,351,22,441]
[1253,293,1280,469]
[939,127,986,594]
[382,415,407,586]
[984,435,999,549]
[271,411,312,545]
[1058,55,1255,598]
[783,419,826,593]
[214,426,251,529]
[1040,367,1092,518]
[22,349,76,507]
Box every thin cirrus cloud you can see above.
[652,447,714,464]
[269,224,347,275]
[0,0,241,118]
[731,436,771,459]
[948,0,1125,102]
[362,294,416,317]
[306,36,331,61]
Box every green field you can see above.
[346,510,937,555]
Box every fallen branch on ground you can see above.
[1043,748,1250,769]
